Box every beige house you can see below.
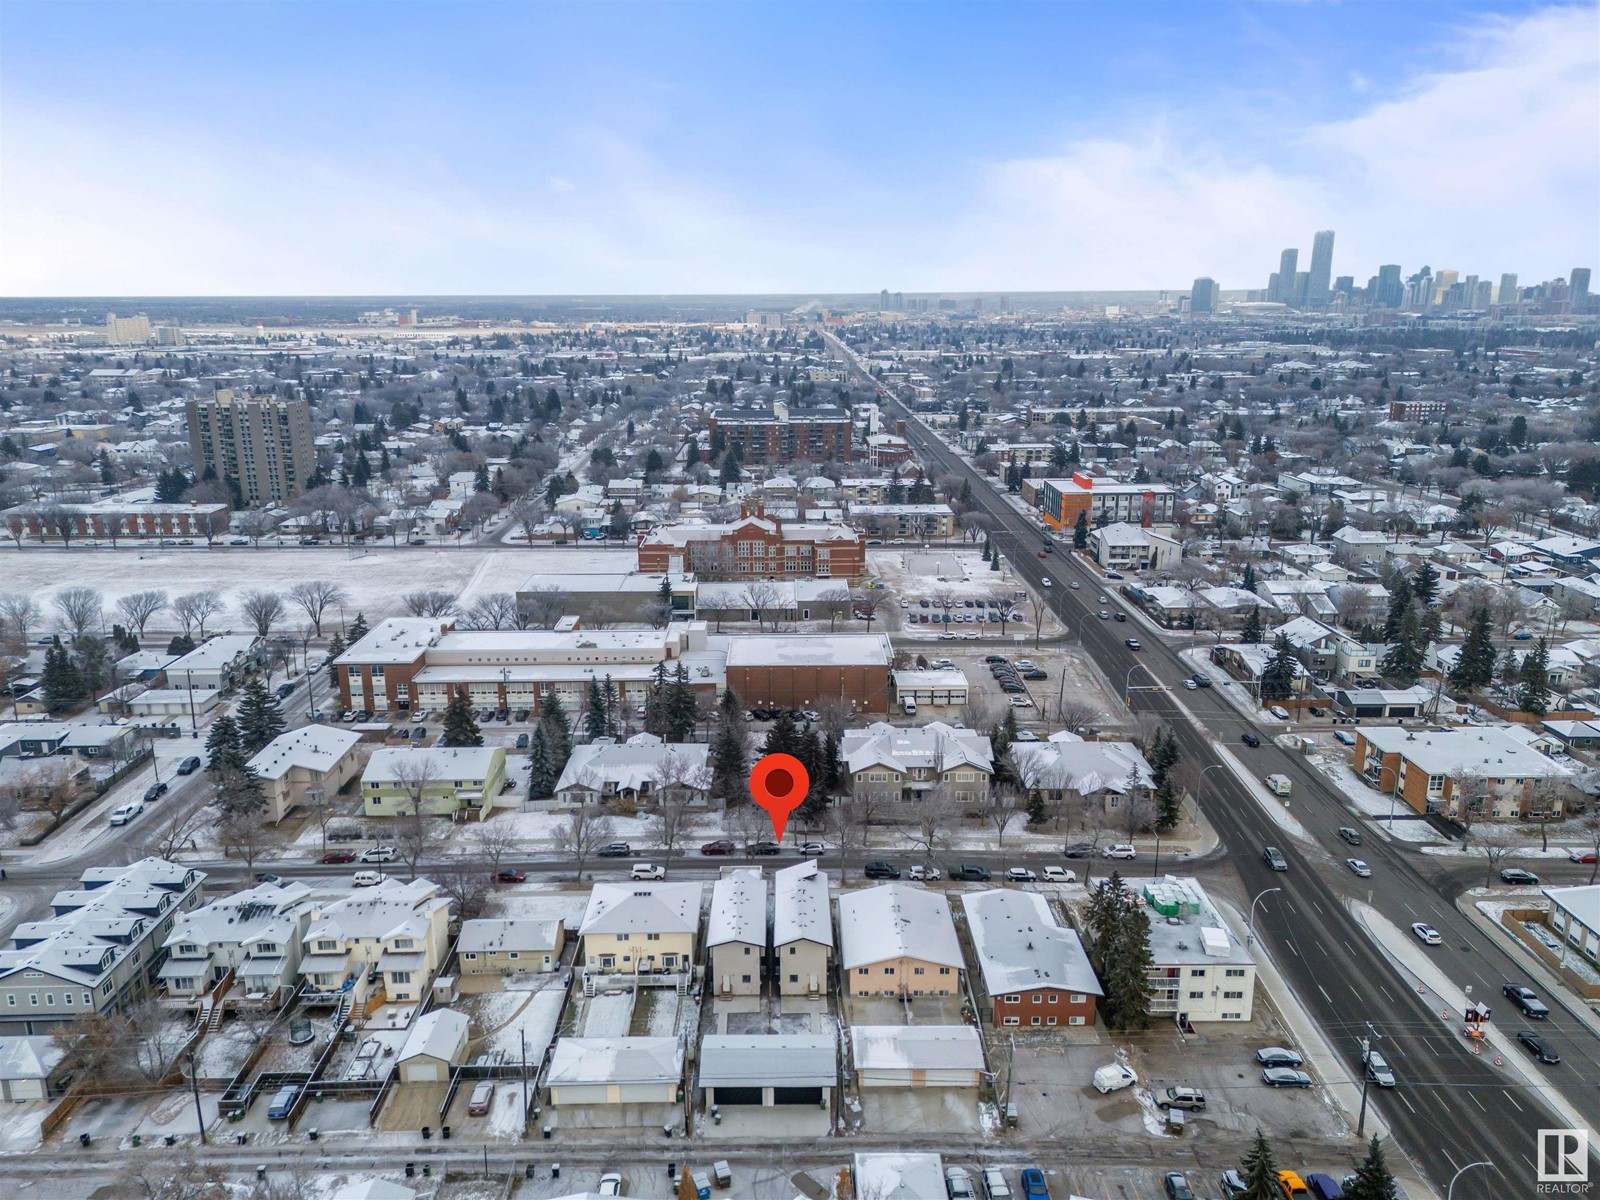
[707,870,765,997]
[578,882,700,977]
[838,885,963,998]
[839,721,993,803]
[774,860,832,997]
[247,726,363,825]
[299,879,451,1011]
[456,919,565,976]
[361,746,508,820]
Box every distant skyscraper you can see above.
[1404,266,1433,310]
[1189,277,1219,314]
[1334,275,1355,298]
[1267,272,1281,302]
[1432,269,1458,306]
[1498,273,1519,306]
[879,289,890,311]
[1273,248,1298,303]
[1572,268,1592,310]
[105,312,153,345]
[1307,230,1335,304]
[893,292,904,310]
[1473,279,1493,309]
[1292,271,1310,307]
[1375,265,1403,308]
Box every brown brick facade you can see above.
[990,987,1097,1029]
[725,663,888,714]
[711,406,851,463]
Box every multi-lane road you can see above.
[828,335,1598,1198]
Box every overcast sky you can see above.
[1,0,1595,296]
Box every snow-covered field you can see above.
[8,546,637,635]
[486,983,565,1060]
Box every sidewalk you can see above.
[1458,893,1600,1036]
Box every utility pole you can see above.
[1356,1022,1381,1137]
[186,1048,206,1144]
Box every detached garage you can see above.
[0,1036,65,1102]
[396,1009,470,1084]
[699,1034,835,1109]
[849,1025,985,1089]
[545,1037,683,1106]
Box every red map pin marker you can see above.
[749,753,809,843]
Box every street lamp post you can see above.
[186,1048,206,1145]
[1195,763,1225,810]
[1445,1161,1494,1200]
[1247,886,1282,947]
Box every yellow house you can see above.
[456,918,565,975]
[838,884,964,998]
[578,882,700,976]
[247,725,363,825]
[299,878,451,1009]
[361,746,507,820]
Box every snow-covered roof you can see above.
[839,720,993,777]
[545,1037,683,1085]
[168,634,257,674]
[848,1025,984,1071]
[1010,737,1153,796]
[163,880,313,952]
[247,724,361,781]
[579,882,701,937]
[302,879,446,948]
[329,1181,417,1200]
[851,1154,947,1200]
[0,1035,64,1081]
[554,735,710,796]
[964,889,1101,999]
[707,870,765,949]
[774,860,832,949]
[698,1034,835,1088]
[725,635,892,668]
[362,745,503,785]
[837,885,962,971]
[398,1008,468,1065]
[334,617,447,666]
[457,918,563,955]
[1545,884,1600,935]
[1356,726,1575,780]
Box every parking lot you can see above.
[914,642,1123,730]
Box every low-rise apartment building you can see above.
[1026,474,1176,530]
[1138,878,1256,1024]
[1352,725,1575,821]
[361,746,508,820]
[247,725,363,824]
[964,889,1100,1029]
[1089,522,1182,573]
[838,884,963,997]
[839,720,993,802]
[298,878,451,1010]
[456,918,565,976]
[710,403,852,463]
[1,500,230,543]
[637,505,866,580]
[848,503,956,540]
[167,635,260,693]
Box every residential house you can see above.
[158,880,315,1006]
[964,889,1101,1030]
[839,721,993,803]
[166,635,259,693]
[1541,884,1600,982]
[698,1034,835,1108]
[577,882,700,978]
[456,919,565,976]
[838,885,963,997]
[361,746,508,820]
[248,725,363,824]
[1009,733,1154,819]
[1272,616,1378,681]
[1329,526,1394,567]
[1088,522,1182,573]
[0,859,206,1034]
[707,870,766,997]
[848,1025,985,1088]
[298,878,451,1011]
[396,1008,470,1083]
[773,860,832,997]
[553,734,711,808]
[1352,726,1575,821]
[545,1036,683,1105]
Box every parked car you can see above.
[1062,842,1095,858]
[108,802,143,826]
[1042,866,1076,883]
[1517,1030,1561,1064]
[863,861,901,879]
[1019,1168,1051,1199]
[1100,843,1136,860]
[630,863,666,881]
[1411,922,1442,946]
[597,1173,623,1197]
[267,1085,300,1120]
[1005,867,1037,882]
[468,1081,495,1116]
[946,1167,976,1200]
[1255,1047,1304,1067]
[1261,1067,1314,1088]
[1568,849,1598,864]
[1191,673,1212,688]
[1241,732,1262,747]
[800,841,827,856]
[321,850,357,864]
[1499,868,1540,885]
[1363,1047,1395,1088]
[1022,669,1048,680]
[1337,826,1363,845]
[1334,730,1357,746]
[496,870,526,883]
[254,872,282,885]
[1219,1170,1248,1198]
[1502,983,1550,1018]
[1158,1086,1207,1111]
[515,733,530,749]
[597,842,633,857]
[747,841,782,856]
[981,1168,1012,1200]
[1346,858,1371,878]
[908,864,942,881]
[1163,1173,1195,1200]
[949,864,992,882]
[176,755,202,775]
[351,870,382,888]
[1104,570,1124,580]
[143,782,168,803]
[360,846,396,863]
[700,840,736,856]
[1268,705,1291,720]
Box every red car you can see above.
[1569,849,1598,864]
[496,869,526,883]
[700,839,736,856]
[321,850,357,864]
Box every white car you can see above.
[1346,858,1371,878]
[1009,695,1033,708]
[360,846,396,863]
[1041,577,1052,587]
[1101,843,1136,860]
[629,863,666,881]
[1268,705,1291,720]
[598,1173,623,1197]
[908,864,942,881]
[1005,867,1037,882]
[108,802,144,826]
[351,870,382,888]
[1042,865,1076,883]
[1411,922,1443,946]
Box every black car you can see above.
[1517,1030,1561,1064]
[1502,983,1550,1018]
[1163,1174,1195,1200]
[984,655,1007,664]
[143,782,168,803]
[1499,868,1540,885]
[1112,612,1127,622]
[949,864,992,881]
[1124,638,1141,651]
[1063,842,1095,858]
[864,861,901,879]
[515,733,530,748]
[596,842,633,858]
[176,756,202,775]
[1022,669,1048,680]
[1241,732,1262,747]
[276,682,296,699]
[747,841,782,856]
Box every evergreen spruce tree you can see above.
[346,613,369,644]
[1025,789,1048,826]
[1379,607,1426,685]
[1449,608,1496,692]
[1101,901,1153,1030]
[1238,1130,1279,1200]
[236,678,286,755]
[167,633,196,657]
[441,689,483,747]
[1499,646,1523,690]
[763,709,802,757]
[666,664,697,742]
[1241,562,1257,593]
[1240,607,1263,645]
[527,725,556,799]
[990,554,999,571]
[820,731,841,795]
[1411,560,1439,606]
[324,631,345,685]
[1155,778,1181,832]
[205,713,246,773]
[1073,510,1090,550]
[1259,634,1299,702]
[643,661,670,737]
[709,711,749,806]
[1518,637,1551,716]
[539,692,572,775]
[583,679,608,742]
[1344,1135,1400,1200]
[40,639,84,711]
[1382,575,1413,642]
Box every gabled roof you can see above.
[546,1036,683,1085]
[248,725,361,781]
[163,881,313,952]
[837,885,962,971]
[457,918,563,955]
[579,882,700,937]
[302,878,445,948]
[398,1008,469,1065]
[362,745,503,785]
[699,1034,835,1088]
[964,889,1101,999]
[554,737,710,796]
[0,1035,64,1081]
[1010,737,1153,796]
[707,870,765,949]
[838,721,993,776]
[774,860,832,949]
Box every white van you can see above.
[108,802,143,826]
[351,870,382,888]
[901,697,917,716]
[1092,1063,1137,1093]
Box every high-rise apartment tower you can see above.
[186,390,315,506]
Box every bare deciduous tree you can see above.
[173,590,224,639]
[554,805,616,880]
[817,586,852,631]
[470,819,524,880]
[54,586,103,639]
[285,580,348,637]
[142,803,213,860]
[521,584,571,629]
[0,592,42,643]
[404,588,458,617]
[905,792,961,866]
[115,590,168,639]
[741,580,784,631]
[462,592,519,630]
[238,589,285,638]
[1467,822,1526,887]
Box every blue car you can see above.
[1020,1169,1051,1199]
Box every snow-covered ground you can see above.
[1305,753,1447,844]
[486,983,566,1061]
[580,988,634,1038]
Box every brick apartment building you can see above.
[710,403,851,464]
[965,889,1100,1029]
[1,500,230,542]
[1352,726,1575,821]
[1024,473,1176,530]
[1388,397,1448,423]
[637,503,866,580]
